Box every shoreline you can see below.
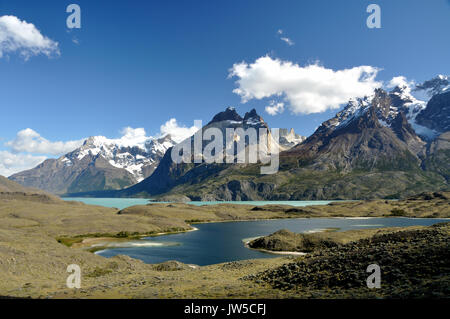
[243,237,307,256]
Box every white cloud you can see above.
[229,56,381,114]
[0,151,46,177]
[116,127,149,147]
[6,129,84,155]
[277,29,294,46]
[388,76,410,88]
[0,15,59,60]
[265,101,285,115]
[0,121,200,176]
[387,76,415,95]
[280,37,294,46]
[159,118,200,143]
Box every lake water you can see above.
[62,197,335,210]
[96,217,448,266]
[62,198,447,266]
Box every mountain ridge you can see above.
[9,133,177,194]
[109,75,450,201]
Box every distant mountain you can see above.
[9,134,176,195]
[115,75,450,200]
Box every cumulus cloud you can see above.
[159,118,200,143]
[114,127,149,147]
[0,15,59,60]
[0,120,200,176]
[6,129,84,155]
[265,101,285,115]
[229,56,381,114]
[0,151,46,177]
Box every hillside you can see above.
[0,175,44,193]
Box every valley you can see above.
[0,179,448,298]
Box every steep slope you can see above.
[9,134,176,195]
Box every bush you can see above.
[391,208,407,216]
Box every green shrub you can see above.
[391,208,407,216]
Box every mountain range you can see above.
[8,110,304,195]
[104,75,450,200]
[9,133,176,194]
[7,75,450,200]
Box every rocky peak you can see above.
[243,108,266,127]
[415,75,450,97]
[82,136,104,147]
[389,85,415,107]
[416,90,450,133]
[208,107,243,125]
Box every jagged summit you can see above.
[208,107,243,125]
[415,74,450,96]
[242,108,267,127]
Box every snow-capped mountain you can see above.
[9,134,176,194]
[321,75,449,142]
[62,134,175,182]
[415,74,450,96]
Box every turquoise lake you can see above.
[62,197,448,266]
[62,197,335,210]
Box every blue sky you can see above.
[0,0,449,175]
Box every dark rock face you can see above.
[210,180,275,201]
[243,108,262,123]
[207,107,243,125]
[119,108,295,198]
[284,90,422,172]
[416,91,450,133]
